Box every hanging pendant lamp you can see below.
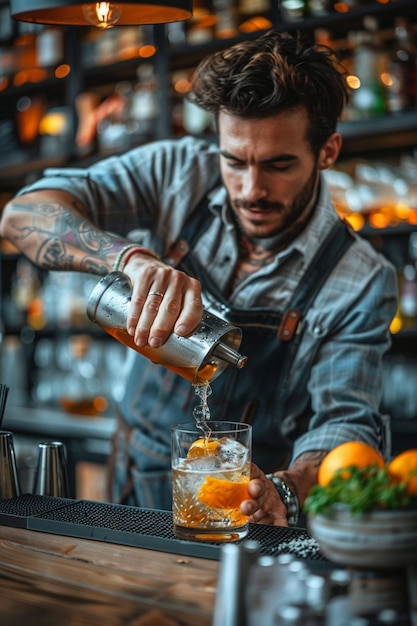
[10,1,193,28]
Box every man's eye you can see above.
[269,164,291,172]
[265,163,293,171]
[227,161,245,169]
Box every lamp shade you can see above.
[10,0,193,26]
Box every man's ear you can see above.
[318,132,342,170]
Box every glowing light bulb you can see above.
[82,3,122,29]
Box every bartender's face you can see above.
[218,107,341,239]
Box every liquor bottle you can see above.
[386,17,417,114]
[348,17,387,119]
[213,0,238,39]
[280,0,307,21]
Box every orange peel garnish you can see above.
[187,438,219,459]
[197,476,250,509]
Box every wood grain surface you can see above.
[0,525,219,626]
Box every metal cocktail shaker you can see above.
[0,431,21,498]
[87,271,247,384]
[32,441,70,498]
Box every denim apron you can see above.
[108,197,354,509]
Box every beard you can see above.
[231,165,320,241]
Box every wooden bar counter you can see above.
[0,524,219,626]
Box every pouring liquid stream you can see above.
[193,383,212,439]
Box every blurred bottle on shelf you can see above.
[280,0,307,21]
[96,81,132,153]
[398,232,417,331]
[10,257,42,325]
[186,1,216,44]
[15,94,46,146]
[166,21,186,46]
[0,3,14,41]
[346,17,388,120]
[12,31,40,84]
[386,17,417,114]
[309,0,331,17]
[130,63,159,139]
[0,335,28,406]
[36,27,64,69]
[237,0,273,32]
[213,0,238,39]
[280,0,334,20]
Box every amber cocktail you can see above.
[171,421,252,542]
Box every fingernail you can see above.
[175,324,188,335]
[149,336,162,348]
[240,501,252,515]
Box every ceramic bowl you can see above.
[308,506,417,568]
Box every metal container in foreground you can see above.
[87,271,247,384]
[32,441,70,498]
[0,431,21,498]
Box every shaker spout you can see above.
[212,342,248,370]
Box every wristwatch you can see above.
[266,474,299,526]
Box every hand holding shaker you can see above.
[87,272,247,384]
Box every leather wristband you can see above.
[266,474,299,526]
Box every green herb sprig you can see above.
[304,465,417,517]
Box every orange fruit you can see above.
[318,441,385,486]
[387,449,417,495]
[197,476,250,509]
[187,438,219,459]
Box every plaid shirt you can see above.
[21,136,398,508]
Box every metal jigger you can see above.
[32,441,70,498]
[0,431,21,499]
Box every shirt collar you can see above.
[291,176,340,265]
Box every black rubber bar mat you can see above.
[0,494,75,528]
[0,496,325,561]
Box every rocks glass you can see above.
[172,421,252,543]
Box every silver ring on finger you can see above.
[147,291,164,298]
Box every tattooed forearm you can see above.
[291,450,327,469]
[13,200,116,252]
[8,198,131,272]
[37,239,108,273]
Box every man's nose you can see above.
[242,168,267,200]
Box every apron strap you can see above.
[170,190,355,417]
[279,219,355,340]
[274,219,355,409]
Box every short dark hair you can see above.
[190,30,348,156]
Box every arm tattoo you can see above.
[277,452,328,504]
[10,198,129,272]
[291,450,327,469]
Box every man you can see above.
[0,30,397,527]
